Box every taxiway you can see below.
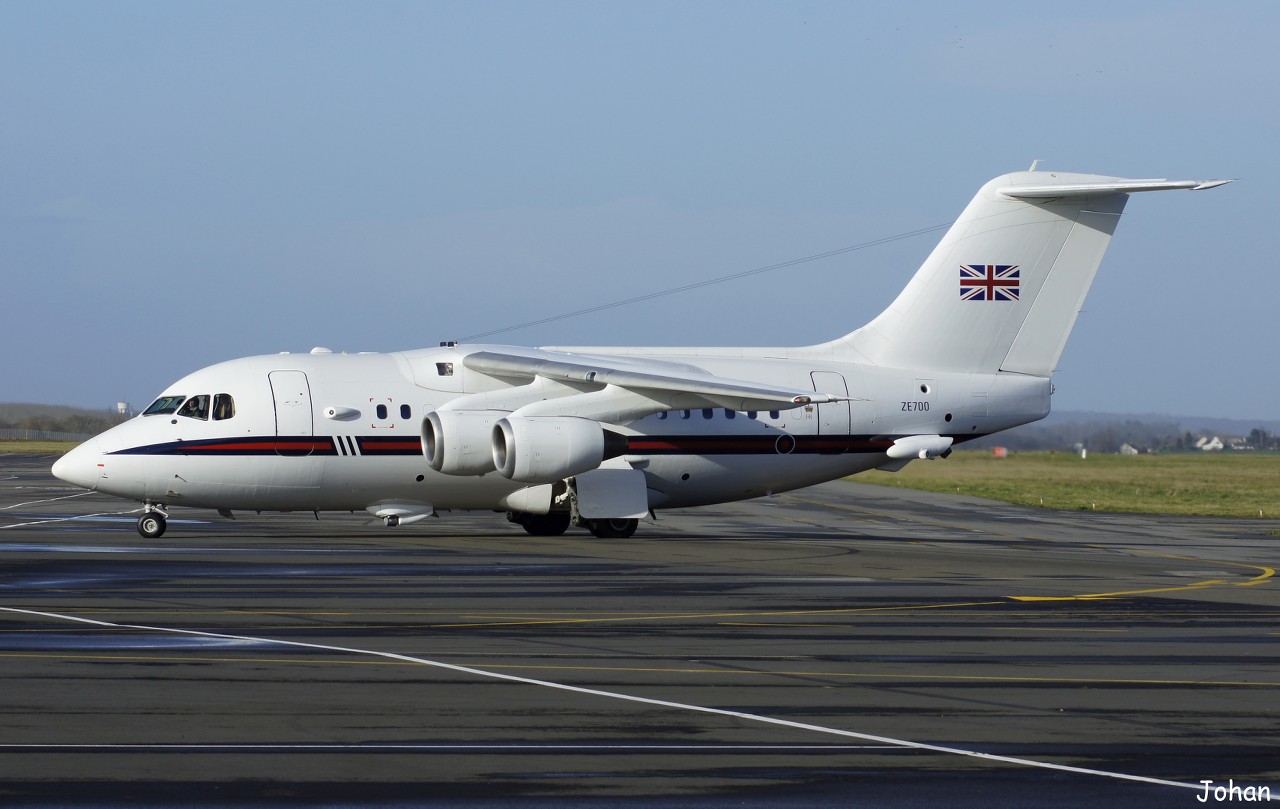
[1,452,1277,807]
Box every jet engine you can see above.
[492,416,626,484]
[422,410,504,475]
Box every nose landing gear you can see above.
[138,506,168,538]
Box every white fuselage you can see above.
[60,344,1049,517]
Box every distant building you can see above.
[1119,443,1140,455]
[1195,436,1224,452]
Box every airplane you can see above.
[52,168,1231,540]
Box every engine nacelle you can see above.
[492,416,624,484]
[422,410,504,475]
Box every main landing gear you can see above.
[508,511,571,536]
[586,518,638,539]
[505,512,639,538]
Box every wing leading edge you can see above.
[463,348,839,415]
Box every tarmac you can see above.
[1,451,1277,807]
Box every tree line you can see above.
[967,419,1278,453]
[0,406,129,438]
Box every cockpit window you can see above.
[143,395,186,416]
[177,395,210,420]
[212,393,235,420]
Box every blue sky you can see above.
[2,1,1276,420]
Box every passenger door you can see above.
[269,370,314,456]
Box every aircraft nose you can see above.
[52,438,103,491]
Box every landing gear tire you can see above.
[138,512,167,539]
[516,512,571,537]
[587,518,638,539]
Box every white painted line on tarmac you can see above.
[0,606,1202,794]
[0,491,96,510]
[0,509,141,530]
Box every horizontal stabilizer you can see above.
[1000,178,1233,199]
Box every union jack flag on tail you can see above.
[960,264,1020,301]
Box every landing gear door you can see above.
[810,371,850,436]
[269,370,314,456]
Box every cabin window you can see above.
[657,411,668,420]
[725,409,736,420]
[400,404,411,420]
[702,408,713,419]
[212,394,235,421]
[376,404,388,420]
[177,395,210,420]
[680,410,691,419]
[769,410,780,419]
[143,395,185,416]
[747,411,758,420]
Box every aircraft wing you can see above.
[462,348,836,413]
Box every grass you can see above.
[857,451,1280,518]
[0,440,79,454]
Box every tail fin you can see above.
[827,171,1229,376]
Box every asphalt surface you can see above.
[1,452,1277,807]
